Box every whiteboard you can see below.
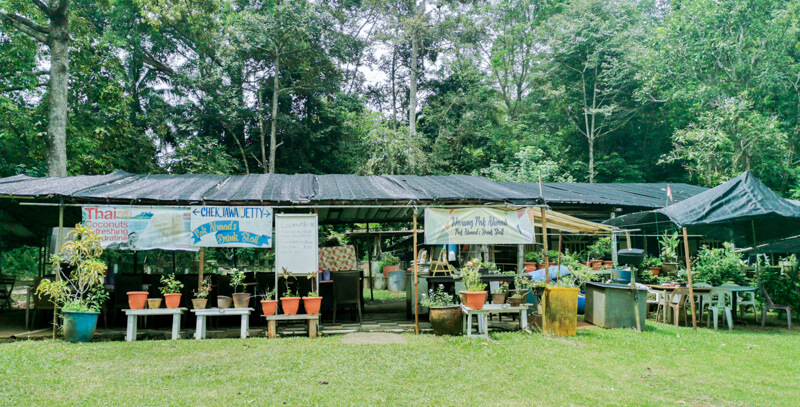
[275,213,318,275]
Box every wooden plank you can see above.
[263,314,319,321]
[268,320,276,339]
[191,308,253,316]
[124,307,187,316]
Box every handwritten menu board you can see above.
[275,213,318,275]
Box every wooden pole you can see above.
[198,248,205,291]
[413,210,419,334]
[557,232,562,269]
[541,208,550,283]
[367,224,374,300]
[54,201,64,339]
[682,227,697,330]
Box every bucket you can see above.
[373,275,385,290]
[62,311,100,343]
[387,271,405,291]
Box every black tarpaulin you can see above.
[503,181,706,208]
[606,172,800,246]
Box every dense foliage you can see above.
[2,0,800,194]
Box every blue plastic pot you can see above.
[63,311,100,343]
[578,293,586,314]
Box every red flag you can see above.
[667,184,674,201]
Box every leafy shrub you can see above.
[692,243,747,286]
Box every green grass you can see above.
[364,288,406,302]
[1,322,798,406]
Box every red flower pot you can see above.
[462,291,487,310]
[164,293,182,308]
[281,297,300,315]
[302,297,322,315]
[523,262,538,272]
[127,291,148,309]
[261,300,278,316]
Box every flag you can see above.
[667,184,673,201]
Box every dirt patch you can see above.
[340,332,408,345]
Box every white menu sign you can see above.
[275,213,318,275]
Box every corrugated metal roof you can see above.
[502,182,707,208]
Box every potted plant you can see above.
[660,231,680,274]
[302,270,323,315]
[643,256,663,277]
[380,252,401,278]
[587,237,612,269]
[192,276,212,309]
[421,284,462,335]
[36,224,109,343]
[523,252,540,271]
[570,264,597,314]
[280,268,300,315]
[459,258,487,310]
[261,288,278,316]
[491,281,508,304]
[230,268,251,308]
[508,275,531,307]
[159,274,184,308]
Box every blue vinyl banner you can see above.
[190,206,273,248]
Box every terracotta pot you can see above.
[217,295,232,308]
[602,260,614,268]
[192,298,208,309]
[462,291,487,310]
[383,265,399,278]
[523,262,538,272]
[147,298,162,309]
[261,299,278,316]
[232,293,251,309]
[508,296,525,307]
[281,297,301,315]
[302,296,322,315]
[428,306,463,335]
[591,260,603,271]
[164,293,182,308]
[491,292,507,304]
[127,291,148,309]
[648,267,662,277]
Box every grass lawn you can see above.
[364,288,406,302]
[1,322,798,406]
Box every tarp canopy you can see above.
[605,172,800,247]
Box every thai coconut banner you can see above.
[190,206,273,248]
[82,206,194,251]
[424,207,535,245]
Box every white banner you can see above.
[424,207,535,245]
[275,214,318,275]
[82,206,195,251]
[190,206,273,248]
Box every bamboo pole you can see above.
[198,248,204,291]
[413,210,419,334]
[54,201,64,339]
[541,207,550,283]
[557,232,562,269]
[683,227,697,330]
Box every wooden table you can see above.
[263,314,319,339]
[124,307,187,342]
[460,304,530,339]
[191,308,254,340]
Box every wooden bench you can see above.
[460,304,530,339]
[263,314,319,339]
[124,308,187,342]
[191,308,254,340]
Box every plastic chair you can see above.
[647,288,664,321]
[706,289,733,330]
[760,286,792,329]
[668,288,691,326]
[693,283,713,323]
[331,270,361,323]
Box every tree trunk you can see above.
[409,23,418,136]
[269,54,280,174]
[258,85,267,173]
[588,137,595,183]
[391,46,397,131]
[46,7,70,177]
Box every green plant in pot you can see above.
[523,251,541,271]
[659,231,680,274]
[643,255,663,277]
[509,275,532,307]
[159,274,184,308]
[459,258,487,310]
[36,223,109,343]
[260,288,278,316]
[302,269,322,315]
[230,268,251,308]
[192,276,212,309]
[491,281,509,304]
[379,252,401,278]
[421,284,462,335]
[280,268,300,315]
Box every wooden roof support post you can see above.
[413,209,420,334]
[367,224,374,301]
[541,207,550,283]
[683,227,697,330]
[54,200,64,339]
[198,248,204,291]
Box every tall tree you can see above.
[1,0,70,176]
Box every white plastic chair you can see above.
[706,289,733,330]
[720,281,758,320]
[694,283,713,323]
